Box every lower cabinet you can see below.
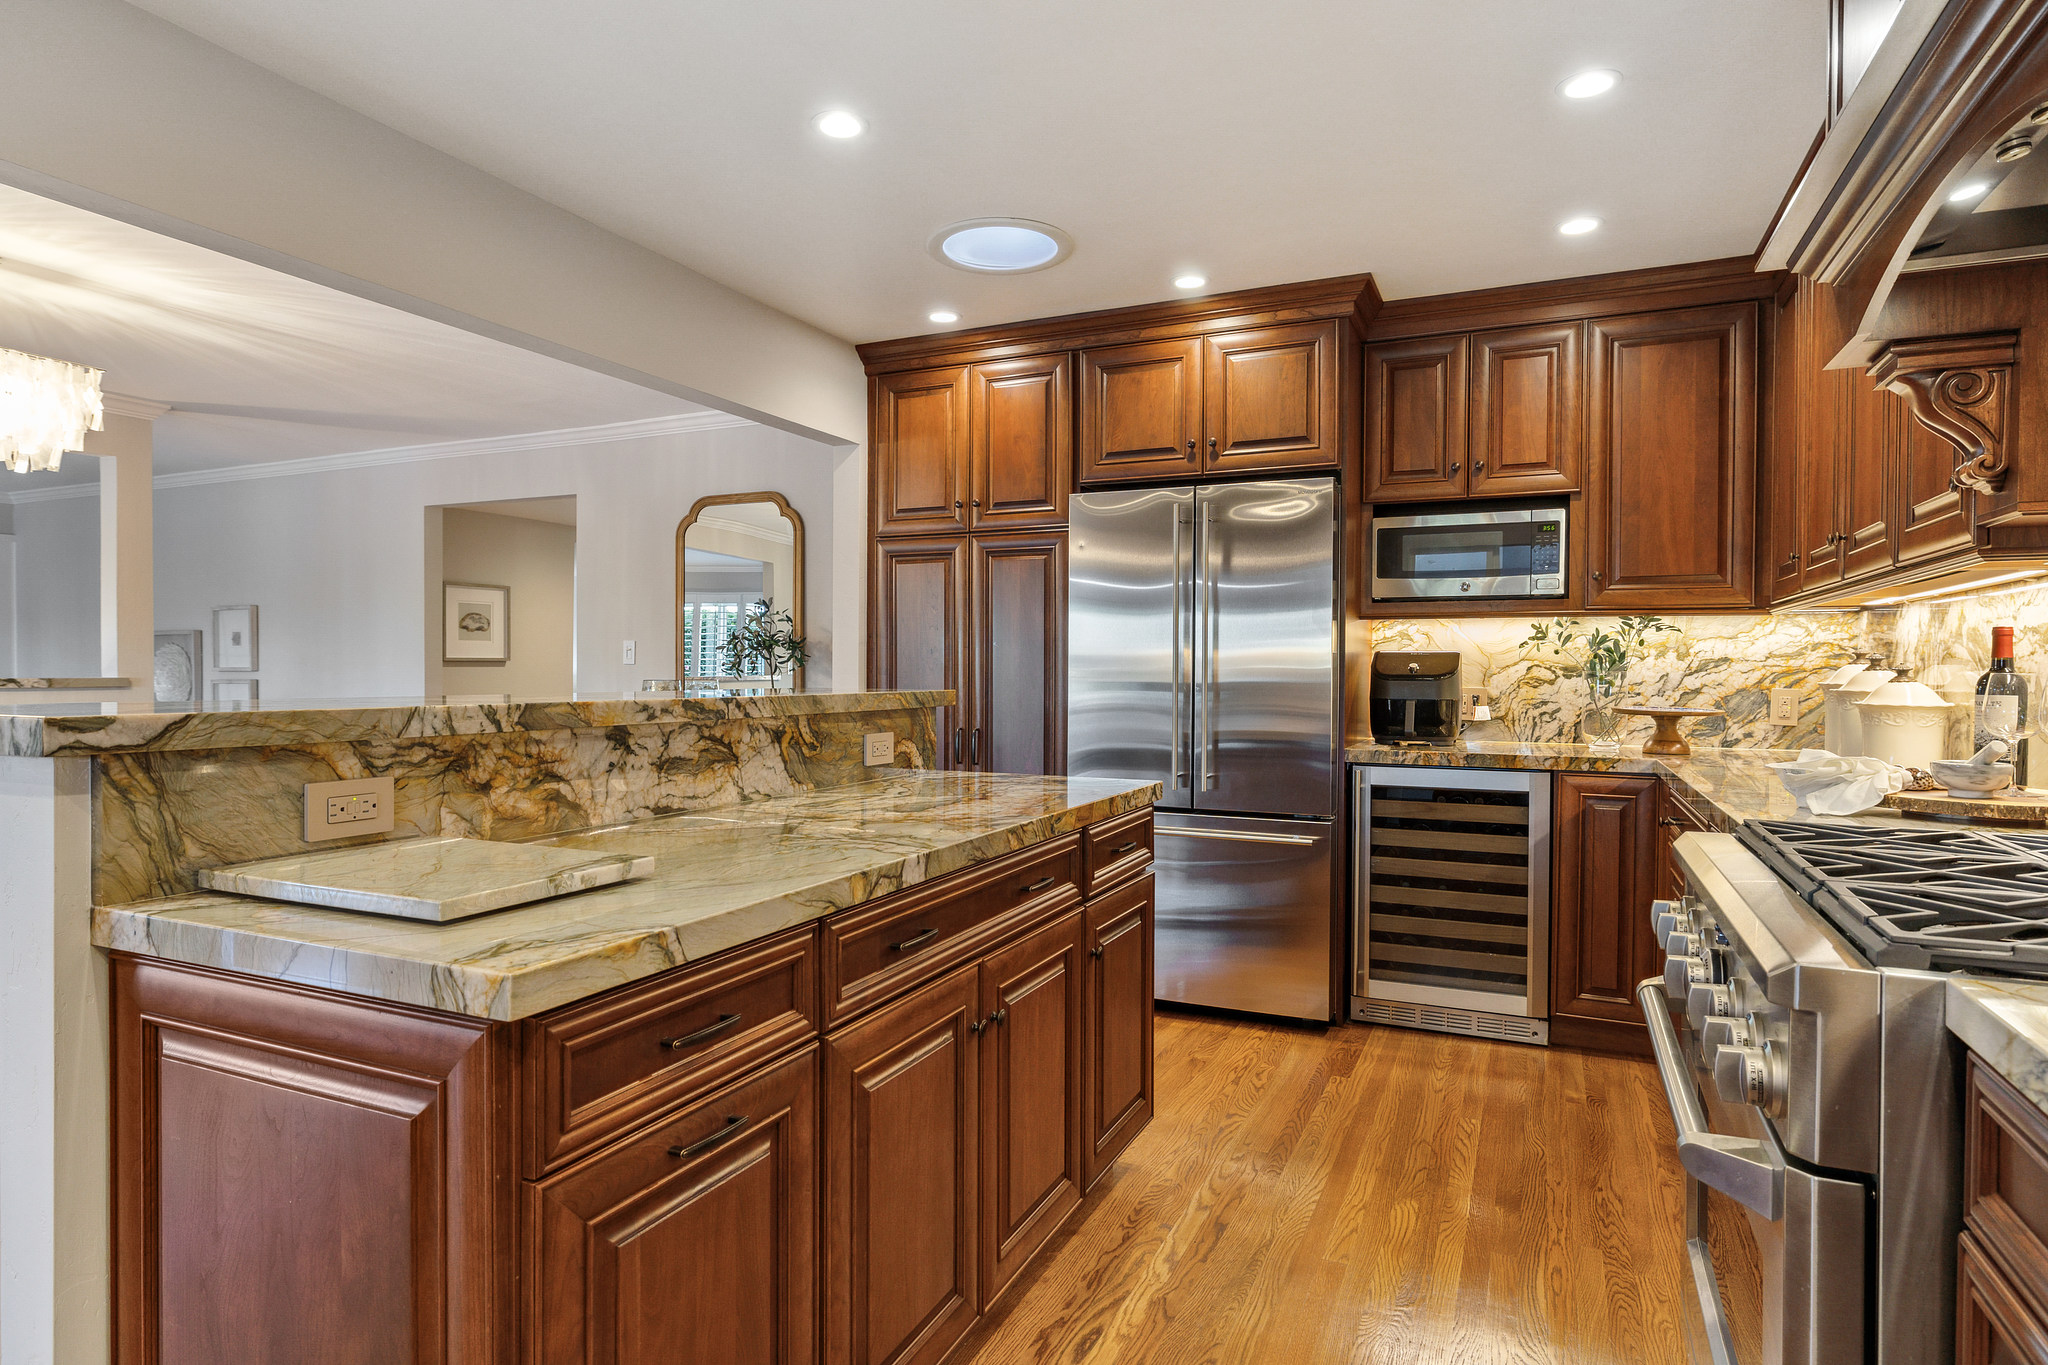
[1083,874,1155,1190]
[1960,1055,2048,1365]
[1549,772,1662,1054]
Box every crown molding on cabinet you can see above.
[1366,256,1782,340]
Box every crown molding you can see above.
[0,408,754,504]
[101,392,173,421]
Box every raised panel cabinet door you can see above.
[967,531,1065,776]
[1550,774,1661,1027]
[871,537,969,769]
[1841,364,1897,581]
[1764,284,1805,602]
[1469,321,1583,497]
[873,367,972,536]
[970,354,1070,530]
[1957,1232,2048,1365]
[1077,337,1204,486]
[1365,334,1468,502]
[1082,874,1154,1192]
[1895,392,1976,566]
[979,909,1085,1308]
[110,956,510,1365]
[526,1046,818,1365]
[824,966,983,1365]
[1586,303,1758,609]
[1202,320,1340,474]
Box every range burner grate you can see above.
[1739,821,2048,973]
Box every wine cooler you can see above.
[1350,765,1551,1044]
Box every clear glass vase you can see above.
[1580,683,1622,754]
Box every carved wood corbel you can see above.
[1867,332,2019,494]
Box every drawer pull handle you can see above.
[1660,817,1682,829]
[663,1012,742,1050]
[671,1114,750,1159]
[1111,840,1139,854]
[1020,875,1056,894]
[891,927,940,952]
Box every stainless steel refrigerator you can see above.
[1068,477,1341,1022]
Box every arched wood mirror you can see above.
[674,492,805,687]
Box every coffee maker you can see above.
[1369,652,1463,745]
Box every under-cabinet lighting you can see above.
[1863,569,2048,607]
[1559,70,1620,100]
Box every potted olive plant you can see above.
[1522,615,1680,753]
[719,599,808,692]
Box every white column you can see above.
[85,405,162,690]
[0,754,106,1365]
[829,441,867,691]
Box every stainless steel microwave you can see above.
[1369,505,1568,601]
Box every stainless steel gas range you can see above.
[1636,818,2048,1365]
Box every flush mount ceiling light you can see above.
[1173,274,1208,290]
[929,218,1073,274]
[1558,216,1601,235]
[813,109,866,139]
[0,346,103,473]
[927,310,959,324]
[1559,69,1620,99]
[1950,181,1992,202]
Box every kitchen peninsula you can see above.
[0,690,1158,1365]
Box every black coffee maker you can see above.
[1369,652,1463,745]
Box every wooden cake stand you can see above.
[1614,706,1724,757]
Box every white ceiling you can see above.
[0,182,705,488]
[126,0,1827,343]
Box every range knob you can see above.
[1713,1043,1785,1112]
[1666,930,1704,958]
[1651,899,1686,939]
[1699,1015,1752,1051]
[1687,981,1733,1021]
[1666,953,1713,1004]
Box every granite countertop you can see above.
[94,771,1160,1021]
[1949,979,2048,1114]
[0,677,130,691]
[0,687,953,757]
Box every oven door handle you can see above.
[1637,978,1785,1221]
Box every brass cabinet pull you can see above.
[1186,438,1196,456]
[1448,461,1460,476]
[1473,459,1486,474]
[891,927,940,952]
[1112,840,1139,854]
[1020,875,1055,894]
[1090,945,1105,959]
[671,1114,750,1159]
[990,1008,1008,1026]
[663,1012,741,1050]
[969,1017,986,1034]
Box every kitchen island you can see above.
[1,689,1158,1365]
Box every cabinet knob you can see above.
[954,500,963,509]
[970,498,980,508]
[1592,569,1604,582]
[1448,462,1460,476]
[1186,439,1196,456]
[1090,945,1105,958]
[969,1018,986,1034]
[990,1008,1008,1026]
[1473,459,1486,474]
[1208,437,1218,452]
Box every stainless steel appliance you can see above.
[1369,503,1568,602]
[1351,766,1549,1043]
[1367,651,1463,745]
[1069,478,1341,1021]
[1642,821,1977,1365]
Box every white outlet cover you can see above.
[864,732,894,766]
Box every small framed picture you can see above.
[153,630,203,704]
[443,582,510,663]
[212,678,259,704]
[213,605,259,672]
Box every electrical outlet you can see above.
[863,732,894,767]
[622,639,636,665]
[1461,687,1491,722]
[1770,688,1802,726]
[304,776,396,843]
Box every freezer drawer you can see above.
[1152,812,1333,1021]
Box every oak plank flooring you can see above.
[956,1010,1692,1365]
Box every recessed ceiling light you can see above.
[814,110,866,139]
[1558,216,1601,235]
[1950,181,1992,203]
[929,218,1073,274]
[1559,69,1620,99]
[1173,274,1207,290]
[928,310,959,324]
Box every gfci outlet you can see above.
[863,732,894,767]
[304,775,396,843]
[1770,688,1802,726]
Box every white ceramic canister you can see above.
[1819,663,1869,755]
[1831,666,1895,757]
[1854,679,1953,770]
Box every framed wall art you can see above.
[212,605,259,672]
[443,582,510,663]
[153,630,203,704]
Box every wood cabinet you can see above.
[1550,772,1662,1054]
[1082,873,1154,1190]
[1585,303,1758,610]
[873,367,972,537]
[1365,335,1466,501]
[1657,782,1713,903]
[967,531,1065,776]
[1075,337,1202,485]
[1961,1055,2048,1365]
[870,536,968,766]
[971,355,1070,530]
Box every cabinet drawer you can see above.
[1084,807,1153,897]
[522,924,818,1175]
[823,835,1082,1026]
[1968,1055,2048,1316]
[1959,1229,2048,1365]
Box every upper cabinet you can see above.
[1584,303,1758,610]
[873,366,972,536]
[1075,337,1203,484]
[1365,323,1580,502]
[874,357,1069,538]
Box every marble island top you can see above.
[1950,979,2048,1115]
[0,687,953,757]
[94,771,1159,1021]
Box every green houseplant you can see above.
[719,599,808,690]
[1522,615,1680,752]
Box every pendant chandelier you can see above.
[0,346,104,473]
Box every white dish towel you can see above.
[1767,750,1907,816]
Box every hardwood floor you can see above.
[954,1008,1694,1365]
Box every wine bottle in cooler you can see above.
[1976,625,2030,786]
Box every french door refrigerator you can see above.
[1068,477,1341,1022]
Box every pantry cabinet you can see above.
[1550,772,1663,1054]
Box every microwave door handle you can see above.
[1636,980,1785,1220]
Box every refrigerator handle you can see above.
[1170,507,1188,791]
[1198,503,1220,791]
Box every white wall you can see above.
[431,507,576,698]
[0,532,16,675]
[10,421,850,699]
